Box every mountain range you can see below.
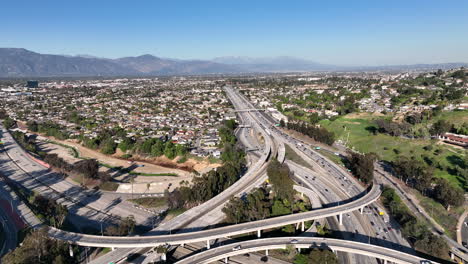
[0,48,467,77]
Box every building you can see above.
[27,80,39,88]
[439,133,468,148]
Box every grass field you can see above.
[414,192,464,239]
[129,197,167,208]
[284,144,313,170]
[319,112,466,190]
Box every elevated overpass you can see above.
[46,183,381,248]
[175,237,437,264]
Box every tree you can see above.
[308,249,338,264]
[175,144,187,156]
[2,227,76,264]
[415,233,449,258]
[433,178,464,209]
[164,141,176,159]
[118,137,134,152]
[392,156,433,193]
[271,199,292,216]
[293,254,309,264]
[101,138,117,155]
[279,119,285,127]
[3,116,16,129]
[151,139,164,157]
[105,215,136,236]
[347,151,375,183]
[73,159,100,179]
[431,120,451,136]
[267,159,295,202]
[309,112,320,124]
[27,120,39,132]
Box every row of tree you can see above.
[44,154,112,184]
[391,156,464,208]
[31,194,68,228]
[381,186,449,259]
[104,215,136,236]
[2,228,77,264]
[27,121,69,140]
[282,120,335,145]
[3,116,16,129]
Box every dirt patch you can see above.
[345,112,384,119]
[37,135,189,177]
[342,121,361,125]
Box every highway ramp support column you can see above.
[224,257,228,263]
[265,249,269,256]
[450,252,454,260]
[207,240,210,249]
[301,221,305,232]
[339,213,343,225]
[257,229,261,238]
[359,206,364,214]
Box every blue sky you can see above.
[2,0,468,65]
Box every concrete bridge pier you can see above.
[265,249,269,256]
[450,252,454,260]
[339,213,343,225]
[257,229,261,238]
[224,257,228,263]
[111,247,115,251]
[359,206,364,214]
[207,240,210,249]
[301,221,305,232]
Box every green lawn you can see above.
[129,197,167,208]
[284,144,313,170]
[414,192,464,239]
[320,113,466,190]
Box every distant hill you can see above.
[212,56,336,72]
[0,48,466,77]
[115,54,240,75]
[0,48,240,77]
[0,48,137,77]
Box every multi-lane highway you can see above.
[0,86,452,264]
[226,86,468,263]
[0,124,156,229]
[88,87,277,263]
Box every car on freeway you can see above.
[233,245,242,251]
[290,239,298,244]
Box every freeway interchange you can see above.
[0,86,457,264]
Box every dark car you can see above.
[126,253,142,261]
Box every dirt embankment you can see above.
[32,131,220,176]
